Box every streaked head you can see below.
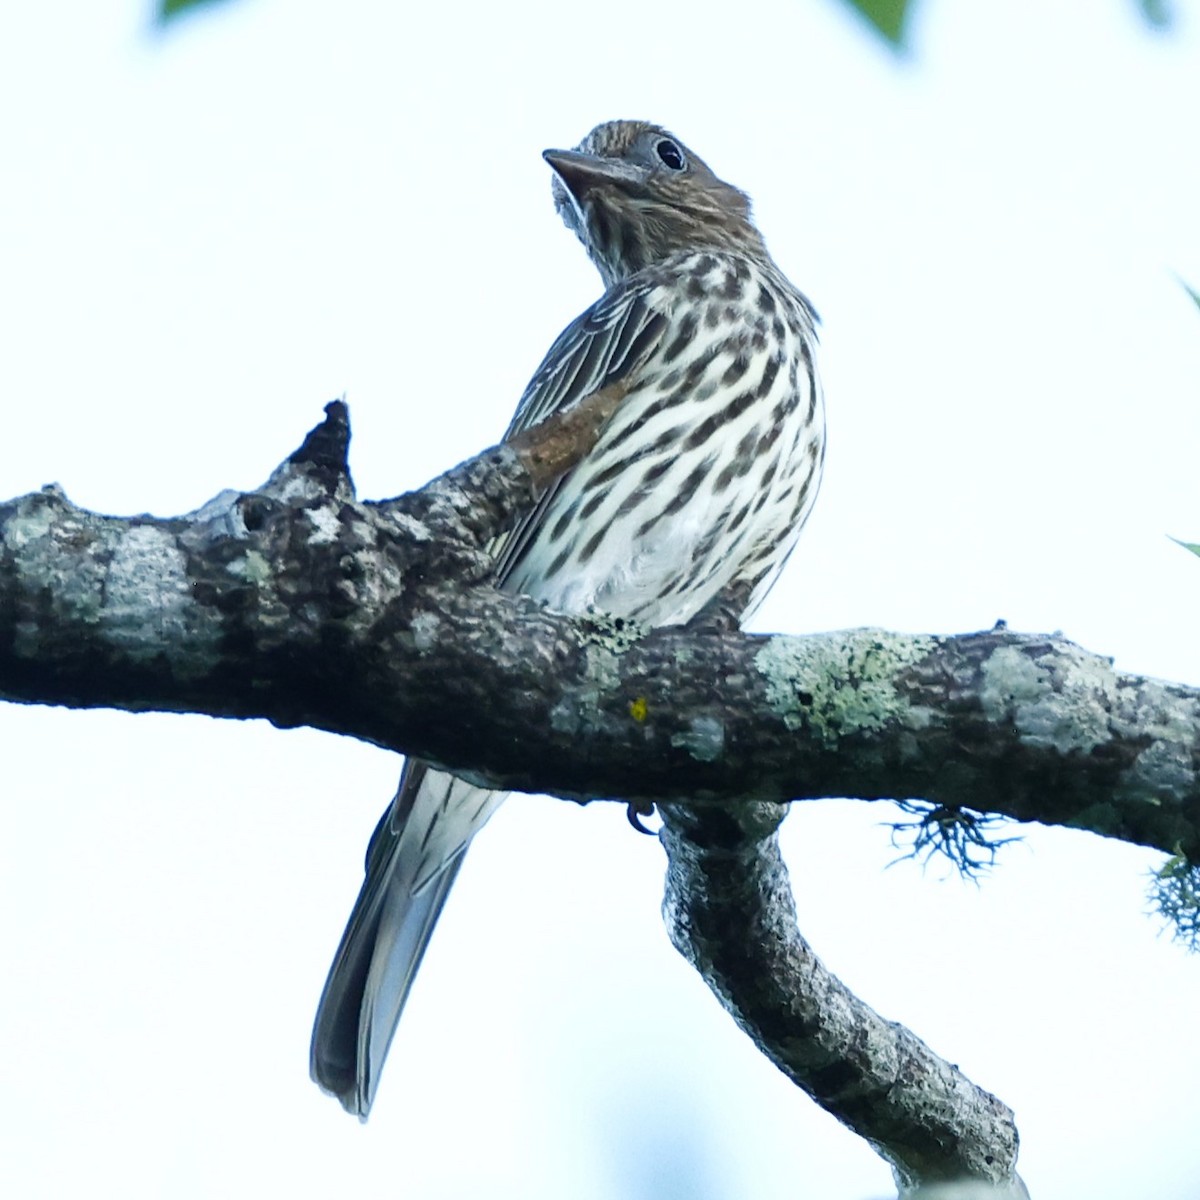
[544,120,768,287]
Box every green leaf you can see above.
[840,0,914,49]
[1169,536,1200,558]
[1182,279,1200,314]
[1137,0,1174,31]
[158,0,235,23]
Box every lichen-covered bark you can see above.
[660,803,1027,1197]
[4,400,1198,1196]
[2,411,1197,857]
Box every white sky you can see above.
[2,1,1199,1197]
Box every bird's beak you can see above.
[542,149,650,202]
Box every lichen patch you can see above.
[755,629,937,744]
[671,715,725,762]
[305,504,343,545]
[410,610,443,653]
[102,525,223,675]
[981,642,1115,754]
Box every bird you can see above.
[310,119,826,1118]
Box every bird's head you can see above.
[544,120,768,288]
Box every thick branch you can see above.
[1,405,1198,862]
[660,804,1028,1197]
[6,402,1193,1192]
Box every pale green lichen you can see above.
[225,549,272,585]
[409,610,442,653]
[980,643,1115,754]
[1119,738,1194,806]
[387,511,434,543]
[10,502,108,648]
[102,525,223,676]
[549,611,646,736]
[305,505,343,545]
[548,696,584,736]
[671,715,725,762]
[575,609,646,655]
[755,629,937,745]
[1111,678,1200,806]
[583,640,623,690]
[979,646,1044,710]
[4,500,60,550]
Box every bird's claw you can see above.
[626,802,657,835]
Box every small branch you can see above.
[288,398,354,477]
[660,804,1027,1195]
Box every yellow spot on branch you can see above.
[629,696,648,723]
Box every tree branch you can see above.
[660,803,1028,1197]
[3,402,1195,1194]
[2,405,1197,858]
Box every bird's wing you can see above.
[311,276,668,1119]
[490,277,668,585]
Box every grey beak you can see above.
[543,149,649,201]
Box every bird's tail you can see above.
[310,762,505,1118]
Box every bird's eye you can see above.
[655,138,686,171]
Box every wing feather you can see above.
[311,276,669,1117]
[492,279,667,584]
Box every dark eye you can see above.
[655,138,686,171]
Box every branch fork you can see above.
[8,399,1198,1195]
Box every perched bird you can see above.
[311,119,825,1117]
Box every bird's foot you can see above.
[684,579,753,635]
[626,801,658,835]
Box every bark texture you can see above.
[5,400,1194,1196]
[2,406,1198,858]
[661,804,1028,1196]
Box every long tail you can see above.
[310,762,505,1118]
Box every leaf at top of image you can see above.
[1138,0,1175,31]
[1169,537,1200,559]
[841,0,914,49]
[158,0,237,23]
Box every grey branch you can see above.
[3,401,1195,1194]
[661,803,1028,1196]
[2,404,1196,856]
